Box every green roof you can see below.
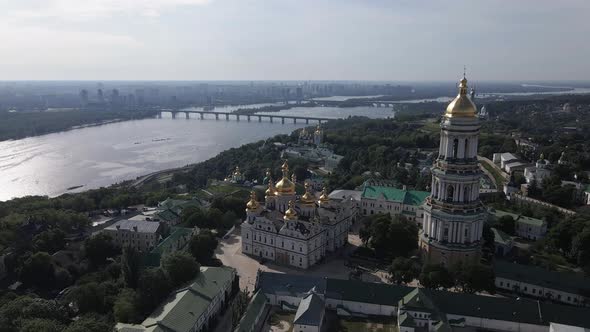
[235,291,269,332]
[488,209,545,227]
[494,260,590,295]
[150,227,194,255]
[155,209,179,223]
[491,227,513,246]
[158,198,200,212]
[361,185,429,207]
[142,266,235,331]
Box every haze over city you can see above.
[1,0,589,81]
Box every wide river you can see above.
[0,106,395,201]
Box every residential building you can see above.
[241,161,354,269]
[494,261,590,306]
[420,76,486,266]
[144,227,199,267]
[116,266,237,332]
[360,181,429,226]
[488,209,547,240]
[256,272,590,332]
[103,219,163,252]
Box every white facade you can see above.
[241,165,354,269]
[420,76,485,266]
[495,277,585,306]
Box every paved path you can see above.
[215,226,388,292]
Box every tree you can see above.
[137,268,172,314]
[63,314,112,332]
[121,246,142,288]
[189,230,219,265]
[388,257,420,285]
[419,264,453,289]
[220,211,238,230]
[84,233,118,266]
[18,318,66,332]
[496,215,515,235]
[113,289,140,324]
[451,262,495,294]
[364,214,418,259]
[231,289,251,329]
[67,282,105,314]
[19,252,55,289]
[161,251,200,287]
[33,229,66,254]
[0,296,68,332]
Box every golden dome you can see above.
[445,76,477,118]
[318,187,330,203]
[245,191,259,211]
[284,200,298,220]
[275,161,296,195]
[301,182,315,205]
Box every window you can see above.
[246,233,249,239]
[453,138,459,159]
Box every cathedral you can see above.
[419,75,486,266]
[241,161,354,269]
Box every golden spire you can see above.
[284,200,298,220]
[301,182,315,205]
[444,73,477,118]
[275,160,296,195]
[265,178,276,197]
[319,186,330,203]
[245,191,259,211]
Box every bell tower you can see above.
[419,75,486,266]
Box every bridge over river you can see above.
[159,110,332,124]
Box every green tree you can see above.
[113,289,140,324]
[189,230,219,265]
[84,233,118,266]
[137,268,172,314]
[419,264,453,289]
[161,251,200,287]
[496,215,515,235]
[63,314,112,332]
[231,289,251,329]
[32,229,66,254]
[19,252,55,289]
[19,318,66,332]
[451,262,495,294]
[388,257,420,285]
[67,282,105,314]
[121,246,142,288]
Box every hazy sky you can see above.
[1,0,589,81]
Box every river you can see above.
[0,106,396,201]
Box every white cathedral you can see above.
[419,75,486,266]
[241,161,354,269]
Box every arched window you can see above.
[447,185,454,202]
[464,139,470,159]
[453,139,459,159]
[463,187,470,203]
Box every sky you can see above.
[0,0,589,81]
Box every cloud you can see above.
[7,0,211,21]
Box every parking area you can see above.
[215,226,389,292]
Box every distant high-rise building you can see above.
[79,89,89,106]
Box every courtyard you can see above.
[215,225,389,291]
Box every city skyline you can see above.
[1,0,589,81]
